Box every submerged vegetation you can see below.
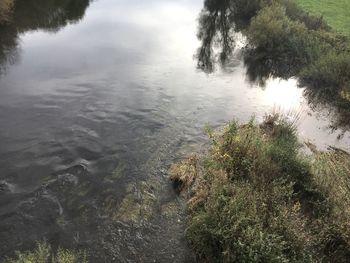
[170,114,350,262]
[4,242,88,263]
[197,0,350,128]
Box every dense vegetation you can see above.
[3,242,88,263]
[197,0,350,115]
[296,0,350,35]
[170,114,350,262]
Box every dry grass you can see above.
[169,155,199,195]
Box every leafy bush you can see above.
[301,51,350,95]
[197,0,350,103]
[246,4,320,74]
[245,1,350,98]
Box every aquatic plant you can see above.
[4,242,88,263]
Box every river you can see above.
[0,0,349,261]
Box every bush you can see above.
[246,4,318,73]
[197,0,350,104]
[301,51,350,95]
[245,2,350,97]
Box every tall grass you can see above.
[170,115,350,262]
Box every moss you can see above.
[114,180,159,225]
[103,162,127,184]
[160,201,180,219]
[111,162,126,180]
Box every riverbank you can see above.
[197,0,350,119]
[170,114,350,262]
[296,0,350,35]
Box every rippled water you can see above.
[0,0,349,261]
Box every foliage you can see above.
[300,51,350,95]
[246,3,317,74]
[245,2,350,95]
[4,242,88,263]
[311,149,350,261]
[170,115,350,262]
[196,0,350,118]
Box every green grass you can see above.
[296,0,350,35]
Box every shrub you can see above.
[197,0,350,105]
[301,51,350,95]
[246,2,350,97]
[246,4,318,73]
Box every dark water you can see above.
[0,0,349,261]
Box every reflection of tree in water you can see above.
[196,0,350,132]
[0,0,92,74]
[12,0,91,32]
[304,88,350,136]
[196,0,261,73]
[196,0,235,73]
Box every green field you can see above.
[296,0,350,34]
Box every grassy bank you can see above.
[170,115,350,262]
[197,0,350,107]
[296,0,350,35]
